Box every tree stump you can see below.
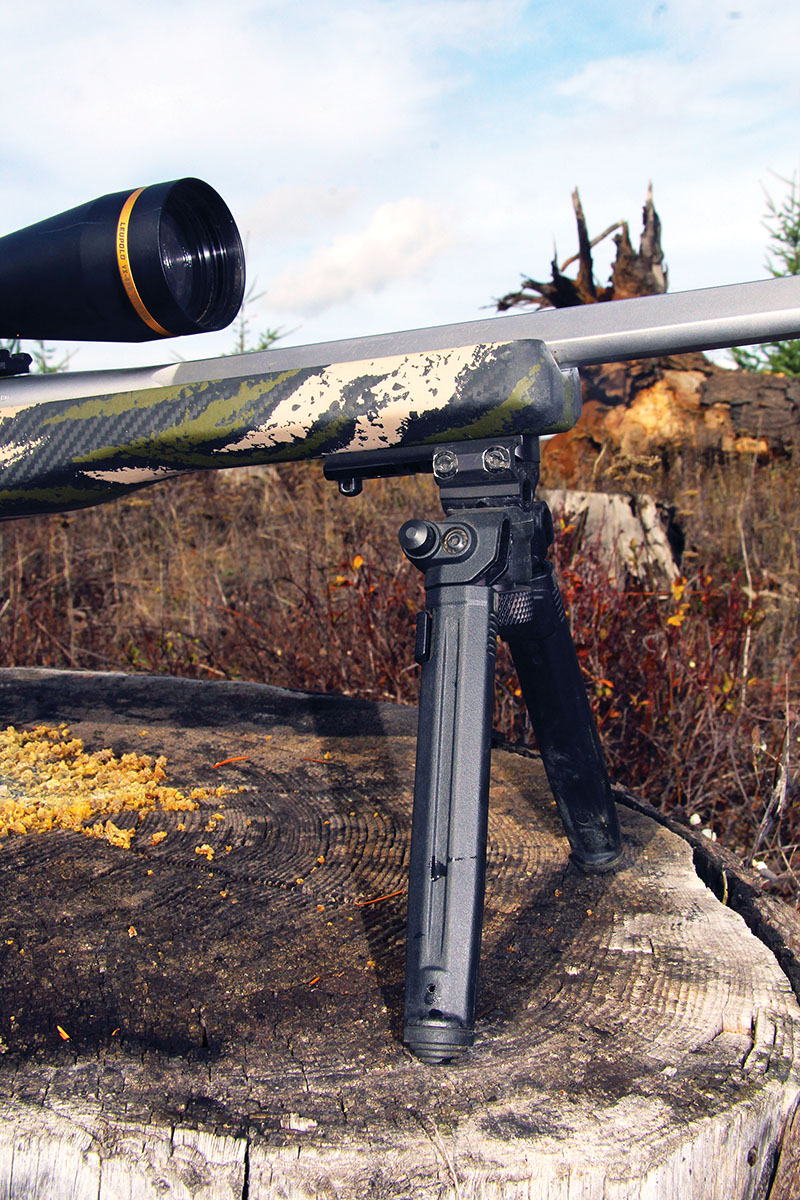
[0,668,798,1200]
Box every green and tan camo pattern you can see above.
[0,339,578,519]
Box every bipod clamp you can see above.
[325,434,622,1064]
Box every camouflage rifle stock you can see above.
[1,276,799,520]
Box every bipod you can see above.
[325,434,622,1064]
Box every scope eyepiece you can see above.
[0,177,245,343]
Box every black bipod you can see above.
[325,434,622,1064]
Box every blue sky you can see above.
[2,0,798,370]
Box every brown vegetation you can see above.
[0,442,797,905]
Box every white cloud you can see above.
[0,0,527,199]
[555,2,800,124]
[241,185,358,242]
[265,198,455,315]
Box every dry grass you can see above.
[0,450,797,903]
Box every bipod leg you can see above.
[399,512,505,1063]
[404,584,496,1062]
[498,564,622,871]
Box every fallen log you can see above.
[543,355,800,485]
[0,669,798,1199]
[493,187,800,478]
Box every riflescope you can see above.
[0,178,245,343]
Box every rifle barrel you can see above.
[227,275,798,374]
[2,277,799,410]
[519,275,800,367]
[176,276,800,379]
[179,276,800,379]
[151,274,800,378]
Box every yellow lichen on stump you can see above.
[0,725,232,849]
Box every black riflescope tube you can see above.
[0,178,244,343]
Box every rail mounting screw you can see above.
[442,526,470,555]
[482,445,511,474]
[432,449,459,480]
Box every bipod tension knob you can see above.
[399,519,437,558]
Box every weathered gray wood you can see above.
[0,669,798,1199]
[540,488,678,581]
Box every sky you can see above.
[1,0,798,373]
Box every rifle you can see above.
[2,183,799,1062]
[1,275,799,519]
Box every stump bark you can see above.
[0,668,798,1200]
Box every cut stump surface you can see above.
[0,669,798,1200]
